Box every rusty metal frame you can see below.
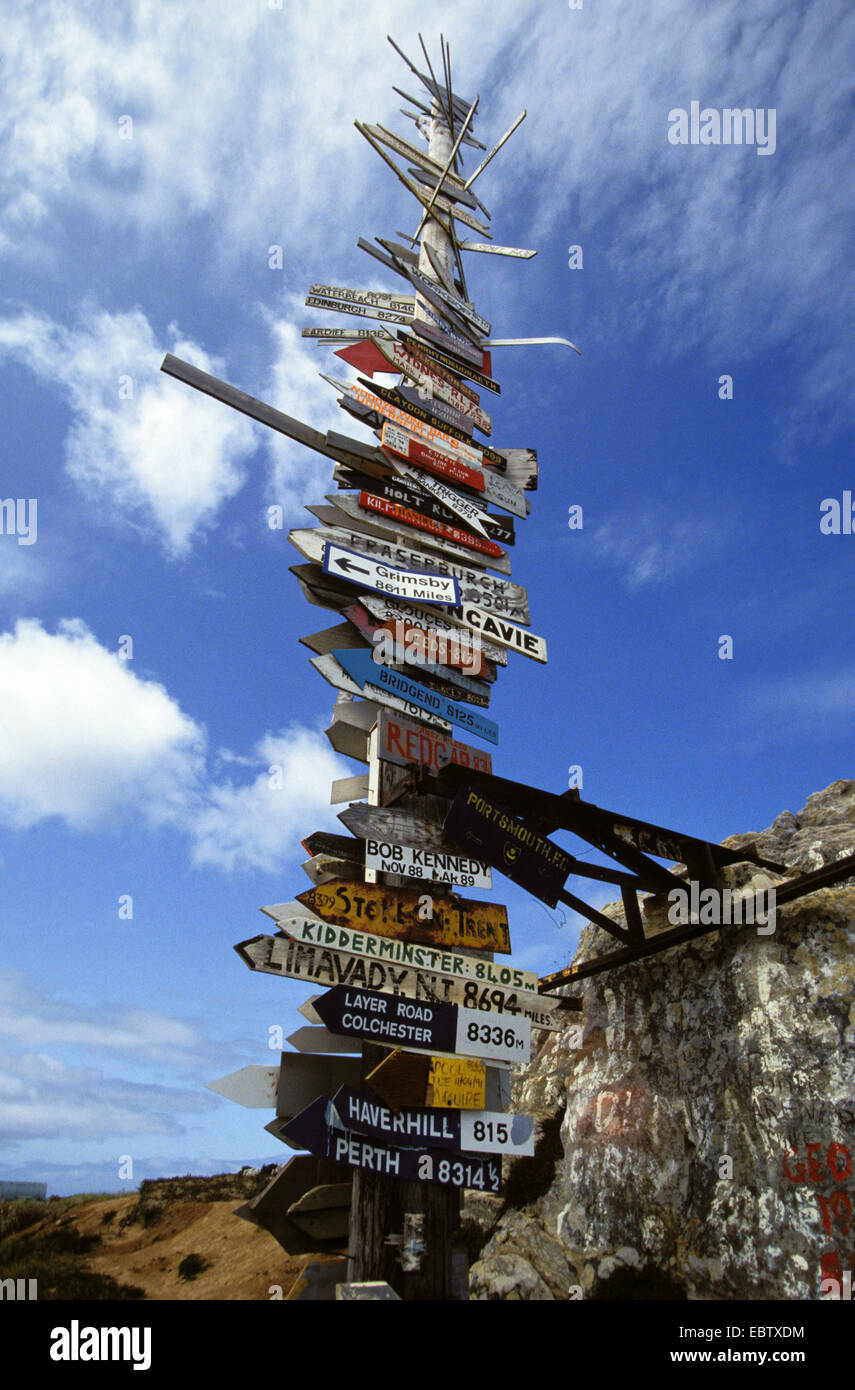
[422,764,855,989]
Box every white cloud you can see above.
[0,544,47,601]
[0,1,516,265]
[190,727,346,874]
[590,513,723,588]
[0,617,205,830]
[2,2,852,451]
[261,303,368,520]
[0,1043,214,1143]
[0,971,208,1067]
[0,617,347,868]
[0,306,255,556]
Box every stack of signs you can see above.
[189,39,578,1219]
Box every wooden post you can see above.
[347,1044,460,1299]
[345,718,462,1298]
[344,93,467,1300]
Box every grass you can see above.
[0,1196,145,1300]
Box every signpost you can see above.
[261,911,538,991]
[329,646,500,745]
[356,492,506,562]
[443,783,575,907]
[289,525,531,621]
[365,1050,509,1112]
[295,878,511,954]
[381,425,529,518]
[359,595,507,667]
[270,1095,503,1194]
[166,32,586,1299]
[332,1086,535,1156]
[364,840,491,890]
[312,984,530,1065]
[322,541,460,606]
[206,1064,281,1109]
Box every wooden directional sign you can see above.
[271,1095,502,1193]
[335,339,402,377]
[287,1183,352,1243]
[332,1086,535,1156]
[335,800,492,888]
[461,241,537,259]
[375,707,495,774]
[409,316,485,369]
[405,265,491,337]
[286,1026,361,1056]
[330,772,370,804]
[371,339,491,435]
[248,922,560,1028]
[330,647,499,745]
[310,285,415,313]
[288,526,530,620]
[344,600,497,682]
[303,326,390,342]
[337,796,458,850]
[360,596,506,668]
[326,613,496,717]
[357,492,505,562]
[353,373,477,443]
[379,464,512,542]
[381,424,488,491]
[364,840,492,890]
[235,1158,350,1257]
[394,379,474,435]
[399,334,500,394]
[296,877,510,954]
[300,621,366,658]
[306,294,411,326]
[238,931,527,998]
[381,424,529,520]
[206,1064,280,1109]
[372,334,481,404]
[322,541,460,607]
[276,1052,363,1120]
[309,652,452,733]
[325,698,381,762]
[323,494,512,576]
[335,378,491,469]
[359,123,470,195]
[444,784,574,908]
[366,1050,509,1112]
[336,333,499,398]
[302,853,356,886]
[438,602,547,664]
[264,911,536,993]
[313,984,530,1065]
[494,447,539,494]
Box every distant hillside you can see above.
[0,1168,343,1300]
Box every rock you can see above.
[470,781,855,1300]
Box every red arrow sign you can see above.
[335,340,396,377]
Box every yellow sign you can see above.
[298,879,510,954]
[428,1056,486,1110]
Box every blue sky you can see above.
[1,0,853,1195]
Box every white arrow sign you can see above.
[286,1026,361,1055]
[323,541,461,606]
[206,1064,281,1109]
